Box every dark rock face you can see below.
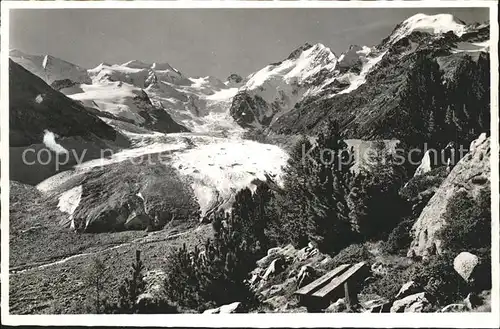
[9,60,131,185]
[287,43,315,61]
[9,59,124,148]
[50,78,79,91]
[133,90,189,133]
[227,73,243,84]
[229,91,273,128]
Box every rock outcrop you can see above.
[414,150,432,177]
[390,292,430,313]
[203,301,243,314]
[407,134,490,257]
[440,303,468,312]
[395,281,420,300]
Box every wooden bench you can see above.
[294,261,369,311]
[295,263,350,296]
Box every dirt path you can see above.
[10,228,194,275]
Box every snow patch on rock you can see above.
[43,130,69,155]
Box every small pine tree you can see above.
[84,257,111,314]
[347,141,409,240]
[270,120,355,254]
[116,250,146,313]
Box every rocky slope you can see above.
[407,133,490,257]
[228,14,490,144]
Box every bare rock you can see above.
[296,265,316,288]
[407,135,490,257]
[440,303,468,312]
[219,302,243,313]
[414,150,432,177]
[262,258,285,281]
[257,244,297,269]
[363,298,391,313]
[203,301,242,314]
[395,281,420,300]
[325,298,347,313]
[136,292,154,306]
[453,252,479,283]
[390,292,429,313]
[464,292,481,310]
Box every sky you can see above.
[10,8,489,79]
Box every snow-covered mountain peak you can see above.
[87,60,187,87]
[10,49,90,85]
[245,42,337,91]
[388,13,467,44]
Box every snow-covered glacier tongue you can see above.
[10,52,289,229]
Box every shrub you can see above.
[347,141,410,241]
[383,217,416,255]
[83,256,111,314]
[363,253,466,305]
[330,243,373,268]
[406,253,467,307]
[399,166,448,217]
[439,188,491,252]
[362,264,411,300]
[113,250,146,313]
[269,122,355,254]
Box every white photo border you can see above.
[1,1,498,327]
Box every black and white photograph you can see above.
[0,1,498,326]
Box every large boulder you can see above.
[256,244,297,269]
[407,134,490,257]
[390,292,430,313]
[453,252,479,283]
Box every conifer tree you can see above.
[84,257,110,314]
[347,141,409,240]
[398,53,446,149]
[270,120,354,253]
[116,250,146,313]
